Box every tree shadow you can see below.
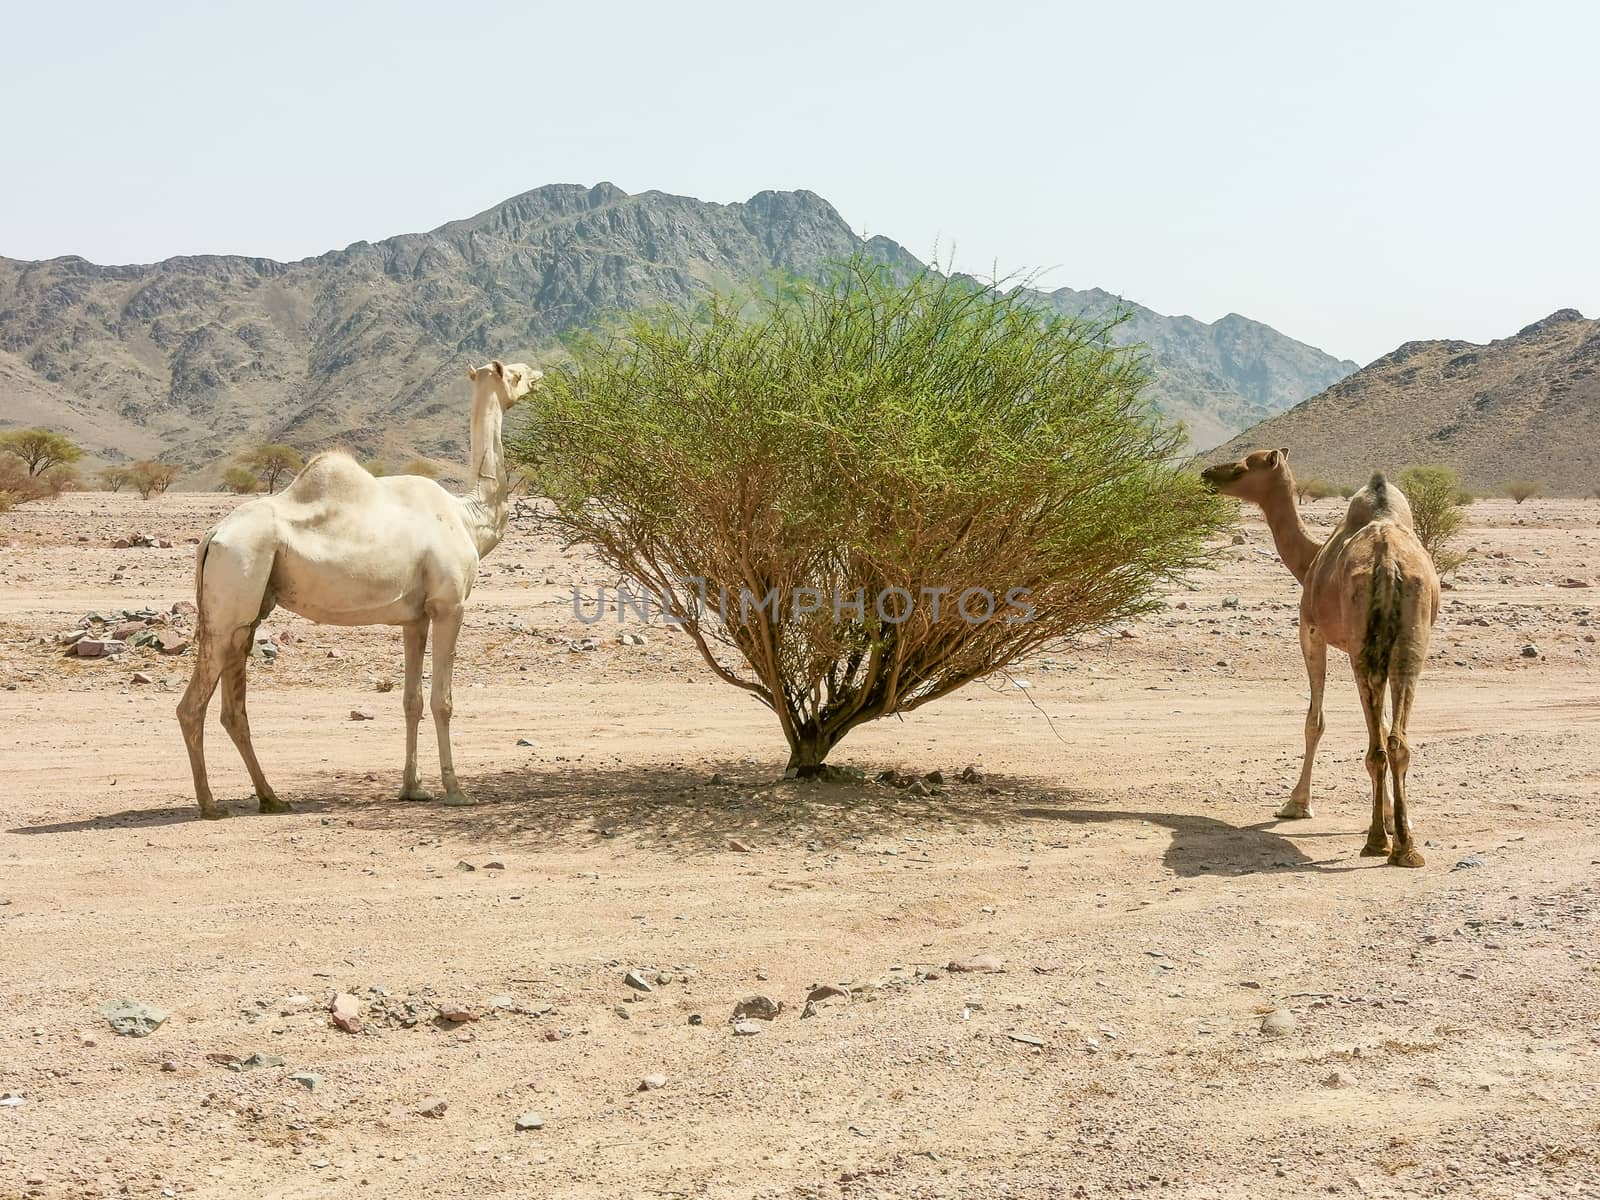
[8,762,1361,876]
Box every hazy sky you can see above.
[3,0,1595,364]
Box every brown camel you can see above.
[1201,448,1440,867]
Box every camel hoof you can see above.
[199,806,230,821]
[1359,842,1390,858]
[258,796,293,814]
[441,792,482,808]
[1274,802,1313,820]
[398,787,435,803]
[1388,847,1426,869]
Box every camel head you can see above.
[466,360,543,411]
[1201,447,1291,501]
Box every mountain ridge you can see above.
[0,182,1356,479]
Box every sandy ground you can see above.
[2,492,1598,1200]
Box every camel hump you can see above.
[1367,473,1391,512]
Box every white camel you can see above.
[177,360,540,818]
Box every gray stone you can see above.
[1521,644,1539,658]
[1322,1069,1357,1088]
[289,1072,323,1091]
[638,1074,667,1091]
[947,954,1004,974]
[100,999,168,1037]
[1259,1008,1296,1037]
[624,970,654,993]
[1453,855,1486,871]
[515,1111,544,1131]
[731,1019,765,1036]
[732,995,781,1021]
[418,1098,448,1118]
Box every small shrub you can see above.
[1503,479,1541,504]
[1337,485,1357,499]
[130,460,181,499]
[363,460,388,477]
[222,466,261,494]
[99,465,132,492]
[1300,478,1337,502]
[402,457,441,479]
[0,455,48,505]
[1399,466,1467,575]
[41,463,79,497]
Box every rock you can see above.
[55,629,88,646]
[947,954,1004,974]
[74,639,126,658]
[618,632,648,646]
[1222,596,1241,608]
[655,971,672,985]
[624,970,655,993]
[1557,578,1592,588]
[727,838,752,853]
[805,984,851,1007]
[418,1098,448,1118]
[0,1094,26,1107]
[330,993,363,1033]
[732,995,782,1021]
[455,860,476,872]
[710,772,731,785]
[613,1004,631,1020]
[1520,644,1539,658]
[1322,1070,1358,1088]
[171,600,197,616]
[816,763,865,783]
[154,629,189,654]
[638,1074,667,1091]
[516,737,536,747]
[131,671,154,685]
[289,1072,323,1092]
[481,861,505,870]
[349,709,374,721]
[924,770,944,785]
[1259,1008,1296,1037]
[908,780,932,798]
[112,620,148,641]
[1453,855,1486,871]
[1008,1032,1046,1047]
[159,1061,178,1073]
[436,1002,478,1023]
[100,999,168,1037]
[227,1052,285,1071]
[959,764,985,784]
[515,1111,545,1131]
[1231,533,1247,545]
[688,1013,704,1026]
[731,1019,765,1036]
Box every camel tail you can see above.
[193,529,215,618]
[1360,538,1405,687]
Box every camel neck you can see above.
[1256,476,1322,584]
[460,394,509,558]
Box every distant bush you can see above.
[1503,479,1541,504]
[1337,484,1357,499]
[0,455,49,506]
[41,463,79,497]
[1301,478,1337,501]
[1455,489,1474,505]
[241,444,303,493]
[1399,466,1467,575]
[130,460,182,499]
[362,460,388,477]
[99,465,132,493]
[222,465,261,494]
[402,457,441,479]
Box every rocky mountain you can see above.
[1208,310,1599,497]
[0,183,1355,480]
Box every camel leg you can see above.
[1277,626,1326,819]
[398,620,433,801]
[429,605,477,807]
[219,631,290,814]
[1386,674,1424,868]
[177,635,228,820]
[1354,673,1390,858]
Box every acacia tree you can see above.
[222,465,261,494]
[1399,465,1467,574]
[243,444,303,493]
[99,465,132,492]
[0,428,82,476]
[1503,479,1541,504]
[511,263,1226,773]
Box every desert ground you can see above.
[2,491,1598,1200]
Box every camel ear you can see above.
[490,360,505,378]
[466,366,478,381]
[1277,447,1290,462]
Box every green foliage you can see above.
[0,428,83,476]
[510,260,1227,770]
[1503,479,1541,504]
[222,465,261,494]
[242,443,304,493]
[1399,466,1467,575]
[1297,478,1337,502]
[1337,484,1358,499]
